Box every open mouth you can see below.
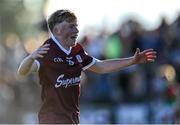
[71,34,78,40]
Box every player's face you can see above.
[56,20,79,48]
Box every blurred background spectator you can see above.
[0,0,180,124]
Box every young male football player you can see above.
[18,9,157,124]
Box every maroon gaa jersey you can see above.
[35,38,96,124]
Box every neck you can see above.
[57,37,70,51]
[54,35,70,51]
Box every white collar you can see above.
[50,32,72,55]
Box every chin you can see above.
[68,39,77,47]
[70,42,76,47]
[72,42,77,46]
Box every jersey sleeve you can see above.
[77,44,97,71]
[34,56,46,73]
[34,59,40,72]
[81,51,97,71]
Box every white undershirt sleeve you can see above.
[82,57,99,71]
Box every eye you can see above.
[70,24,77,29]
[70,25,74,28]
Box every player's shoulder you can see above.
[72,43,84,54]
[42,38,52,45]
[41,38,56,50]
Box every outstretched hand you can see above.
[133,48,157,64]
[30,43,50,60]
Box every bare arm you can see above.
[88,48,157,74]
[17,44,50,76]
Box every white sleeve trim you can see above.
[34,59,40,72]
[82,57,98,71]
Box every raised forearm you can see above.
[89,48,157,74]
[93,57,135,73]
[17,43,50,76]
[17,55,35,76]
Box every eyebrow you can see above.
[70,23,78,26]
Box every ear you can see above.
[53,25,60,35]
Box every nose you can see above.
[75,27,79,33]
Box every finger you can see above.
[39,47,50,51]
[42,43,50,47]
[38,50,48,54]
[145,51,157,54]
[36,54,44,58]
[38,44,50,50]
[147,58,155,62]
[147,57,156,61]
[145,52,156,56]
[41,44,50,49]
[147,55,157,58]
[135,48,140,56]
[142,49,154,54]
[136,48,140,53]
